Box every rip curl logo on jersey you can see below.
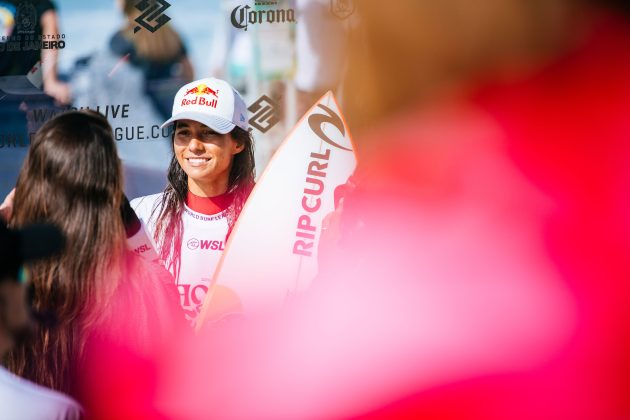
[133,0,171,33]
[187,238,200,250]
[181,83,219,108]
[248,94,280,134]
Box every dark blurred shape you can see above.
[120,194,142,237]
[0,0,55,76]
[0,0,70,103]
[0,220,64,279]
[0,0,69,196]
[0,219,82,420]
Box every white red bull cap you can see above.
[161,77,249,134]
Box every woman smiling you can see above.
[131,78,255,325]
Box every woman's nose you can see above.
[188,137,204,152]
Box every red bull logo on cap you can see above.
[182,83,219,108]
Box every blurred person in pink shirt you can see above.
[141,0,630,418]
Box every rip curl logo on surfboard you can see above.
[308,104,352,152]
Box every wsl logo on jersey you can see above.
[187,237,225,251]
[180,83,218,108]
[231,4,296,31]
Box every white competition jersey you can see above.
[131,193,229,325]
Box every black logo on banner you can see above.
[248,95,280,133]
[230,4,296,31]
[15,1,37,34]
[330,0,355,20]
[308,104,351,151]
[134,0,171,33]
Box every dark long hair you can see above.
[152,125,255,279]
[5,111,175,396]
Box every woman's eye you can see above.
[176,130,190,136]
[202,130,215,137]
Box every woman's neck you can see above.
[188,177,229,198]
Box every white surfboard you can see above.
[197,92,357,327]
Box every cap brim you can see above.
[161,112,236,134]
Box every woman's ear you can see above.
[233,141,245,155]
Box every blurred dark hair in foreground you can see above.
[5,111,182,417]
